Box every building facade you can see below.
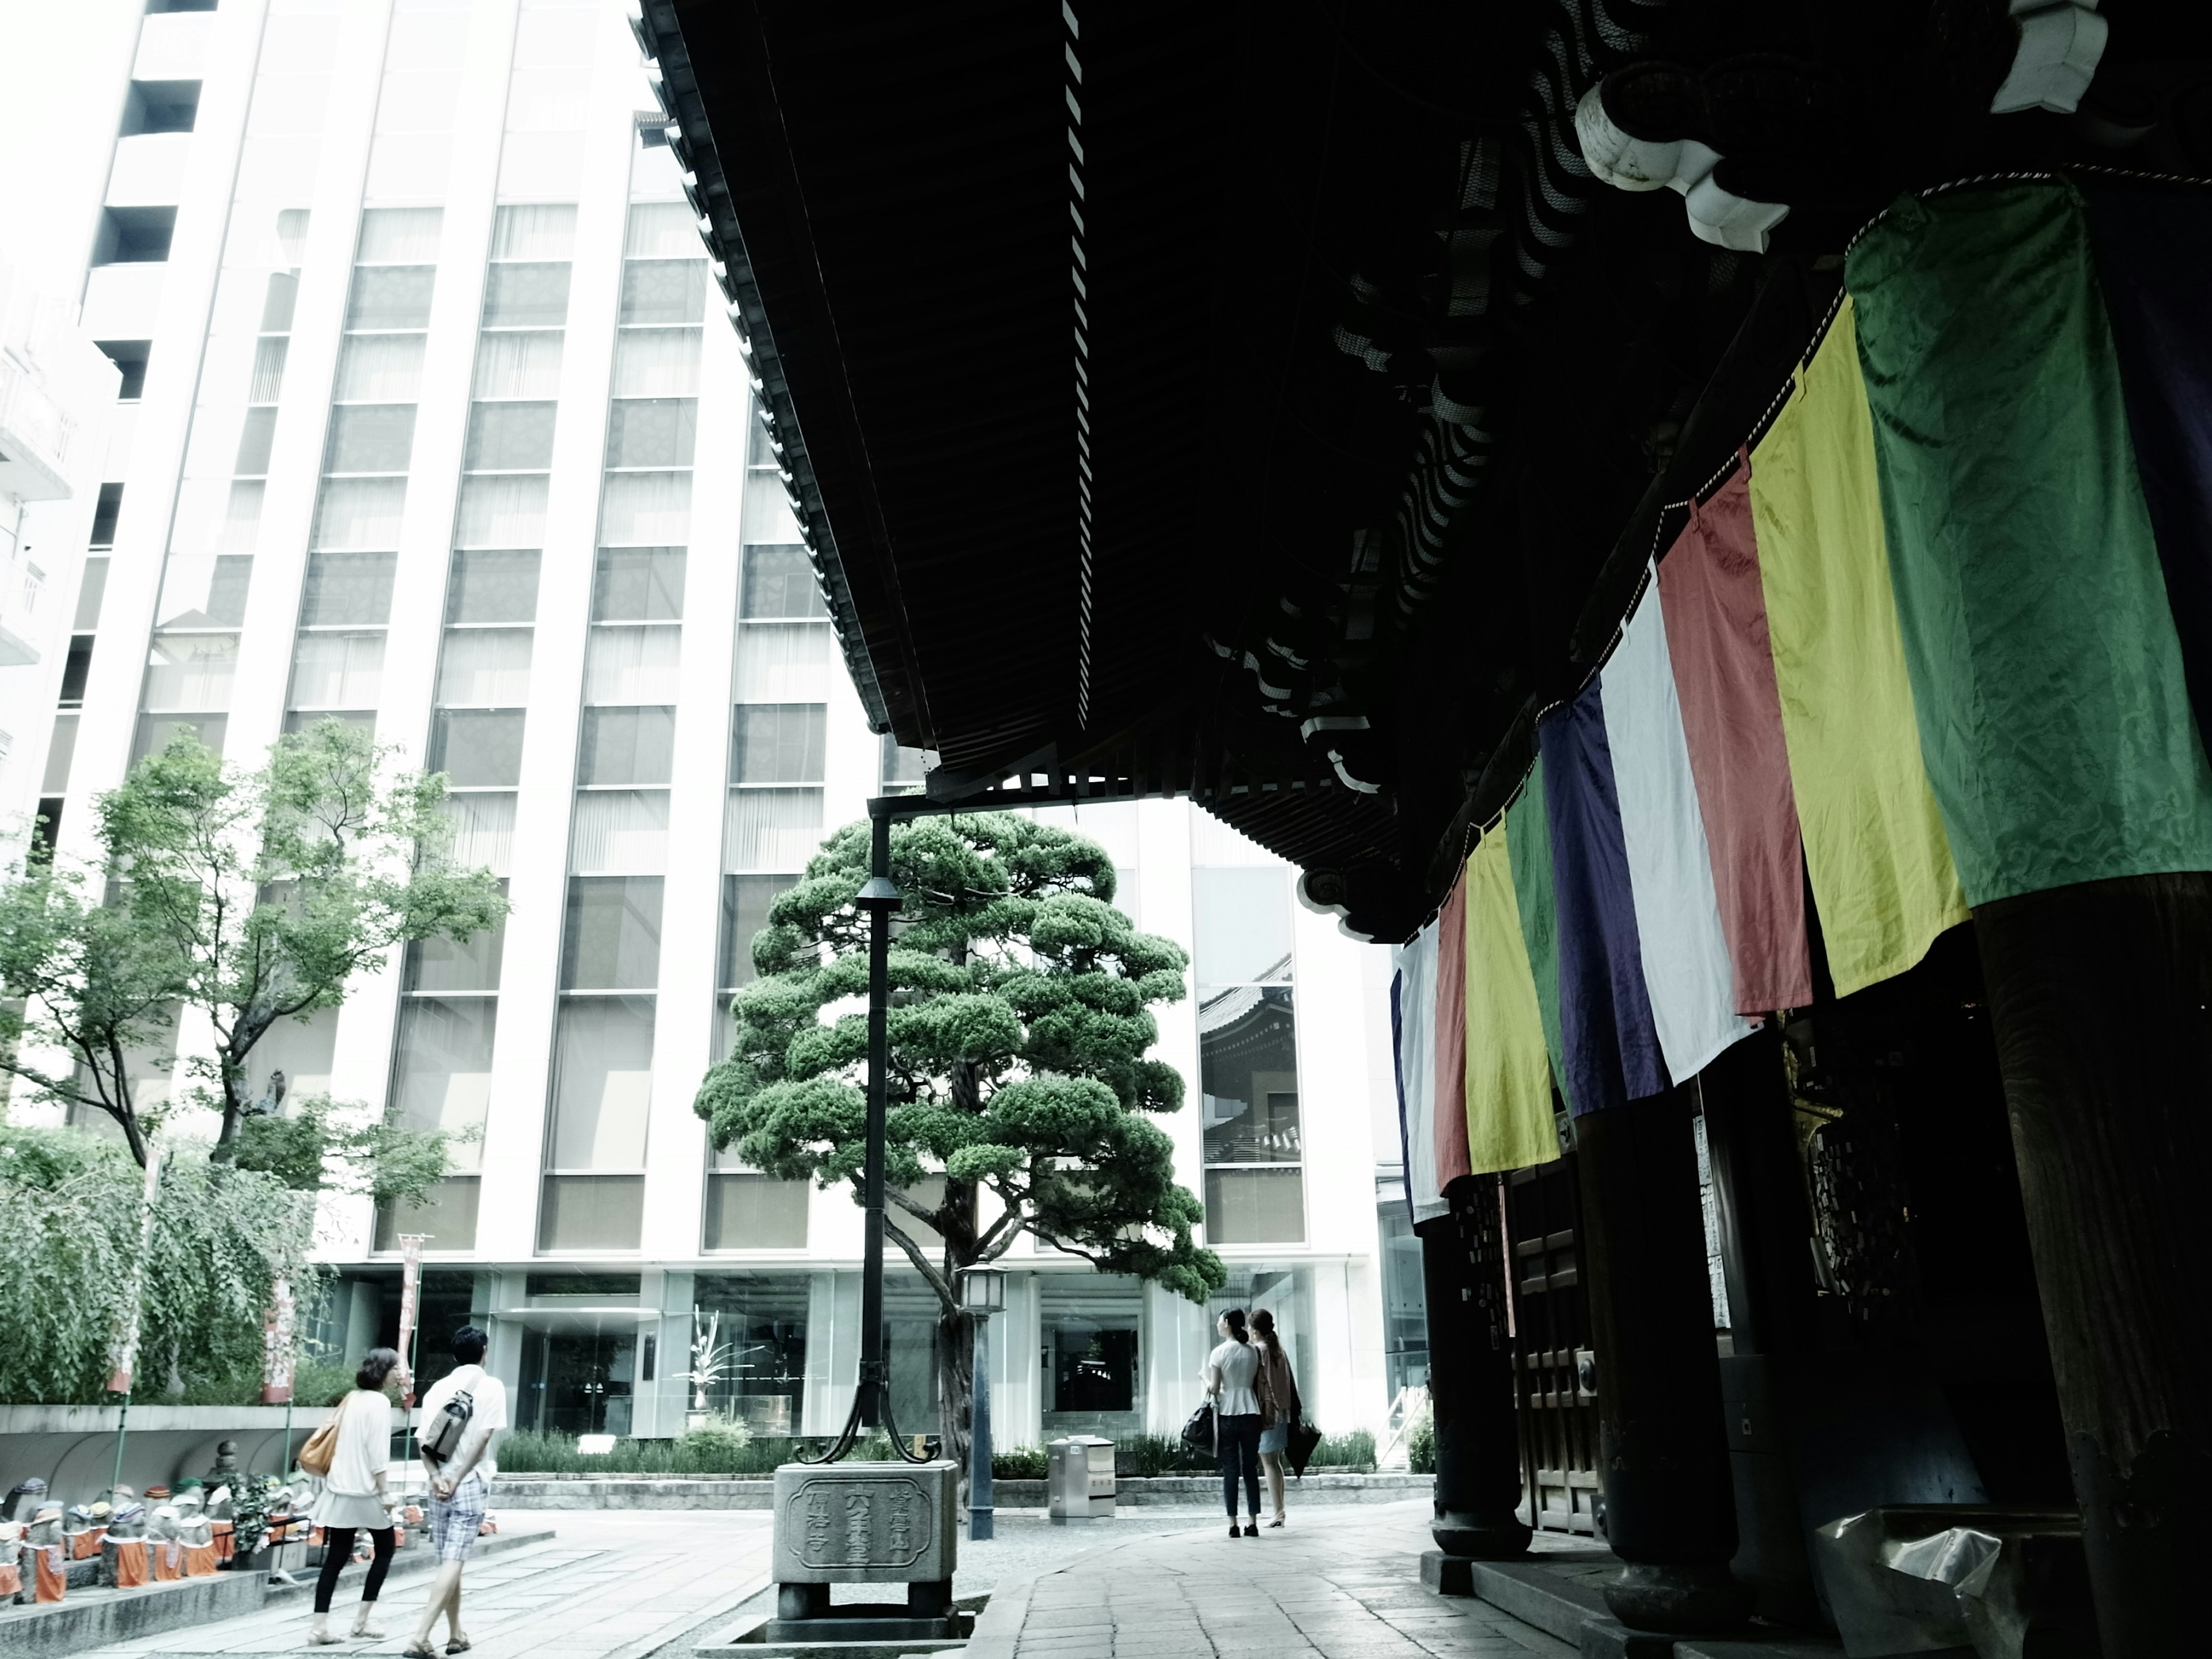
[15,0,1415,1452]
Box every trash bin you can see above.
[1047,1437,1115,1524]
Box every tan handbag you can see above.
[295,1394,350,1478]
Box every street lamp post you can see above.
[960,1264,1006,1540]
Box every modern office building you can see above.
[13,0,1420,1452]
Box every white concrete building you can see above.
[9,0,1421,1453]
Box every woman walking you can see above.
[1252,1309,1299,1528]
[1201,1309,1263,1537]
[307,1348,401,1646]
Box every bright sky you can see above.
[0,0,147,296]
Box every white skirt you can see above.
[315,1489,391,1531]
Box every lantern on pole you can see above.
[960,1264,1006,1540]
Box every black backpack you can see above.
[421,1388,475,1464]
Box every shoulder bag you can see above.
[295,1394,351,1479]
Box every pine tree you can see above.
[695,812,1224,1480]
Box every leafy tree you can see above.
[84,719,507,1157]
[0,1125,317,1405]
[232,1092,474,1207]
[694,813,1224,1481]
[0,862,186,1166]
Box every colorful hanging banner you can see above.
[1749,297,1968,995]
[1432,875,1473,1188]
[1392,925,1449,1222]
[1459,830,1563,1174]
[1505,756,1574,1115]
[1655,459,1812,1012]
[1601,569,1755,1078]
[1851,182,2212,903]
[1540,687,1669,1115]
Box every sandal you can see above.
[446,1639,473,1654]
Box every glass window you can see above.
[733,622,832,702]
[334,333,424,401]
[593,548,685,620]
[312,477,408,548]
[143,633,238,710]
[390,995,497,1171]
[704,1176,808,1250]
[289,630,385,710]
[625,201,699,259]
[234,407,276,475]
[1199,986,1301,1165]
[482,262,572,328]
[356,206,443,263]
[445,549,540,623]
[405,889,507,993]
[248,337,289,403]
[134,713,226,762]
[724,789,824,872]
[454,474,548,548]
[437,628,533,705]
[472,330,563,399]
[344,266,436,329]
[561,876,664,989]
[718,873,794,992]
[690,1272,809,1431]
[604,398,696,468]
[611,328,700,397]
[1040,1278,1142,1423]
[597,471,690,545]
[731,704,825,785]
[1194,867,1293,988]
[538,1174,644,1252]
[377,1176,480,1253]
[583,625,681,704]
[569,790,670,876]
[464,400,556,471]
[302,550,396,626]
[547,997,656,1165]
[741,544,825,619]
[431,708,526,787]
[444,791,516,876]
[619,259,704,325]
[323,404,417,474]
[578,706,676,786]
[1204,1169,1306,1244]
[491,202,577,261]
[74,558,109,632]
[261,271,299,332]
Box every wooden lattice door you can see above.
[1506,1156,1602,1536]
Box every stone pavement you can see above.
[967,1500,1581,1659]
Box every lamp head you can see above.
[959,1263,1006,1314]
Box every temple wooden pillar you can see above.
[1974,873,2212,1657]
[1577,1089,1752,1632]
[1420,1173,1531,1578]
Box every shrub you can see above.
[1308,1429,1376,1471]
[990,1446,1049,1480]
[1407,1410,1436,1475]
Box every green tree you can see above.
[0,719,507,1160]
[695,813,1224,1479]
[0,861,187,1166]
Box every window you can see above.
[605,399,696,468]
[714,872,796,1060]
[59,638,94,706]
[445,549,540,623]
[90,484,124,549]
[93,207,177,266]
[741,545,825,619]
[1041,1278,1143,1427]
[464,401,557,471]
[690,1274,808,1432]
[323,404,417,474]
[703,1175,809,1251]
[731,704,825,784]
[301,550,396,626]
[121,79,200,135]
[1195,868,1305,1244]
[96,342,151,401]
[594,548,685,620]
[482,262,572,328]
[233,407,276,475]
[344,267,435,330]
[560,876,663,990]
[431,709,525,788]
[618,259,704,325]
[578,706,676,787]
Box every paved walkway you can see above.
[968,1501,1581,1659]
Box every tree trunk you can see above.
[939,1304,974,1501]
[1973,873,2212,1656]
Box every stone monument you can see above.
[763,1460,961,1645]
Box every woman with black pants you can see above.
[308,1348,401,1645]
[1202,1309,1264,1537]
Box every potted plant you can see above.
[680,1310,735,1430]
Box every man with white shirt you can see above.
[406,1326,507,1659]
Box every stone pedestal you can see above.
[767,1460,960,1645]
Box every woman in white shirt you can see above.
[1200,1309,1264,1538]
[308,1348,399,1646]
